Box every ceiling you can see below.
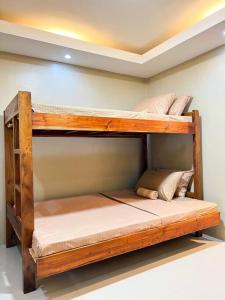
[0,0,225,53]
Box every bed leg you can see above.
[6,217,17,248]
[23,250,37,294]
[193,230,203,237]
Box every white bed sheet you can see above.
[32,103,192,122]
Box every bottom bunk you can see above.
[31,191,220,280]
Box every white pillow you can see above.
[133,93,176,114]
[136,169,183,201]
[168,96,192,116]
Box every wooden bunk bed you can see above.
[4,91,220,293]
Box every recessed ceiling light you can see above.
[64,54,71,59]
[223,31,225,36]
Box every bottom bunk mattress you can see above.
[32,193,161,257]
[32,191,219,258]
[103,190,218,225]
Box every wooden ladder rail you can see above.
[4,91,36,293]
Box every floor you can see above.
[0,235,224,300]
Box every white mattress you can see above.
[32,103,192,122]
[32,193,161,257]
[103,190,218,225]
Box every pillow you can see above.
[175,169,194,197]
[168,96,192,116]
[133,93,176,115]
[136,187,158,200]
[136,169,183,201]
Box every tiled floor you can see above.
[0,235,224,300]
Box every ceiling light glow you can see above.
[64,54,71,59]
[48,28,82,40]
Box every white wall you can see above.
[1,45,225,244]
[146,45,225,239]
[0,52,145,244]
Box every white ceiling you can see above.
[0,0,225,53]
[0,1,225,78]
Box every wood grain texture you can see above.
[193,110,203,199]
[32,113,195,134]
[6,203,21,240]
[4,92,217,294]
[36,210,220,279]
[4,112,17,247]
[17,92,36,293]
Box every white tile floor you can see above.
[0,235,224,300]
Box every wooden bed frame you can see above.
[4,91,220,293]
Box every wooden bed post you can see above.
[192,110,203,200]
[17,92,36,293]
[192,110,203,237]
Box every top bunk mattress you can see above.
[32,103,192,123]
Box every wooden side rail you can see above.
[36,210,220,279]
[32,112,195,134]
[4,91,36,293]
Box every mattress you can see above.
[103,190,218,225]
[32,193,161,258]
[32,103,192,123]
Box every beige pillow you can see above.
[136,170,183,201]
[168,96,192,116]
[133,93,176,114]
[136,187,158,200]
[175,170,194,197]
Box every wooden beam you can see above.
[36,210,220,279]
[32,113,195,134]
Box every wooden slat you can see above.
[15,184,21,192]
[32,113,195,134]
[36,210,220,279]
[4,94,19,124]
[14,149,21,154]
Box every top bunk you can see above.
[4,91,198,136]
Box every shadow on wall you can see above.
[33,137,143,201]
[151,133,193,170]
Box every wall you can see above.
[146,45,225,239]
[0,52,145,244]
[1,45,224,244]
